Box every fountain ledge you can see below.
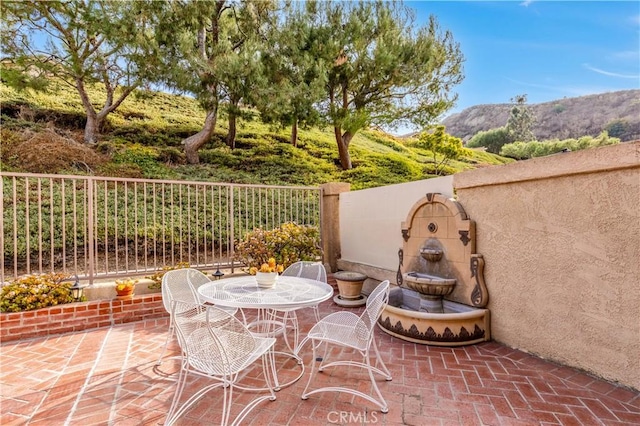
[380,287,490,347]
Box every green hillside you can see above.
[0,81,513,189]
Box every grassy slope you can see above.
[0,82,513,189]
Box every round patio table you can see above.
[198,275,333,310]
[198,275,333,390]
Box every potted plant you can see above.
[249,258,284,289]
[114,278,137,299]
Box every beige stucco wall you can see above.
[339,176,453,272]
[454,142,640,390]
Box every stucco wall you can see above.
[454,142,640,390]
[339,176,453,272]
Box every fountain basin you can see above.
[378,287,490,347]
[403,272,456,297]
[420,248,443,262]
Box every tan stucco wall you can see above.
[454,142,640,390]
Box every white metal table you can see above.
[198,275,333,389]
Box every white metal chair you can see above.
[299,280,392,413]
[276,261,327,352]
[165,301,277,426]
[157,268,237,365]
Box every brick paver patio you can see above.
[2,283,639,426]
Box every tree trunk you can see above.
[290,118,298,147]
[183,109,218,164]
[334,127,354,170]
[84,113,99,145]
[227,112,237,149]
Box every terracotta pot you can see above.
[334,271,367,300]
[115,288,134,299]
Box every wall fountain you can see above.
[378,193,491,346]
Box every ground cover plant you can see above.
[0,81,512,190]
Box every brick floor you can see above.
[1,291,638,425]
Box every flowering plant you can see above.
[249,258,284,275]
[235,222,321,273]
[115,278,137,292]
[0,272,75,312]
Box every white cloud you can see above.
[506,77,620,97]
[520,0,534,7]
[583,64,640,79]
[609,50,640,61]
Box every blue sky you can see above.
[406,0,640,119]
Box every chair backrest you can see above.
[161,268,200,313]
[171,300,256,374]
[185,269,213,303]
[357,280,390,339]
[282,261,327,283]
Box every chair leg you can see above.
[157,324,175,366]
[164,362,189,425]
[300,339,390,413]
[364,346,389,413]
[282,311,299,354]
[301,339,321,400]
[371,334,392,380]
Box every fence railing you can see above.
[1,172,322,283]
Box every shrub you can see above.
[500,131,620,159]
[467,127,514,154]
[0,272,77,312]
[235,222,321,270]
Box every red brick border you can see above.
[0,294,167,342]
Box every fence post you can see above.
[229,184,235,273]
[319,182,350,273]
[87,177,95,284]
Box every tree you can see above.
[506,94,536,142]
[145,0,276,163]
[256,1,327,147]
[416,125,466,175]
[1,1,152,144]
[318,1,464,170]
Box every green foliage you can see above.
[467,126,514,154]
[415,125,468,175]
[506,94,537,142]
[235,222,321,270]
[112,144,176,178]
[319,2,464,169]
[552,103,566,114]
[1,1,154,143]
[0,79,512,189]
[500,132,620,159]
[605,119,628,139]
[0,273,77,312]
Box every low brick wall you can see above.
[0,294,167,343]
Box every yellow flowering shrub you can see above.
[235,222,321,272]
[0,272,76,312]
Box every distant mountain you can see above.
[441,90,640,143]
